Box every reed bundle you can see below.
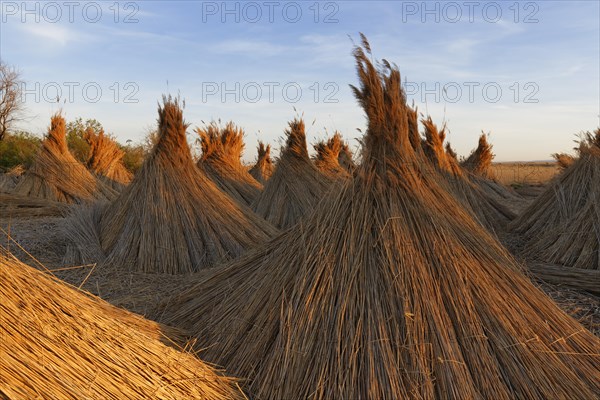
[0,165,24,192]
[197,121,262,206]
[66,96,276,274]
[162,37,600,399]
[313,131,351,180]
[85,127,132,189]
[0,193,66,219]
[251,118,333,229]
[461,134,495,178]
[0,250,243,399]
[553,152,576,170]
[13,113,116,203]
[512,130,600,270]
[248,141,274,184]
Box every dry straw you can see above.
[66,96,276,274]
[13,113,116,203]
[197,121,262,206]
[553,152,576,170]
[512,129,600,271]
[251,118,333,229]
[162,37,600,399]
[420,117,516,232]
[461,133,495,179]
[0,165,24,192]
[313,131,351,180]
[0,193,66,219]
[248,141,274,184]
[85,127,133,190]
[0,250,243,399]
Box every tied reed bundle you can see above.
[13,113,117,203]
[0,165,24,192]
[313,131,351,180]
[461,134,495,179]
[66,96,276,274]
[512,129,600,271]
[248,141,274,184]
[85,127,133,190]
[0,250,243,399]
[162,36,600,399]
[251,118,333,229]
[197,121,262,206]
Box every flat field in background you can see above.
[492,162,559,186]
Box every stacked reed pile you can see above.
[85,127,132,190]
[162,37,600,399]
[13,113,116,203]
[313,132,351,180]
[0,165,24,192]
[197,121,262,206]
[248,141,274,184]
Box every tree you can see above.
[0,61,25,141]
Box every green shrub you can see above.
[0,131,41,170]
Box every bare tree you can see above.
[0,61,25,141]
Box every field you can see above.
[492,162,560,186]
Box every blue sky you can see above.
[1,1,598,162]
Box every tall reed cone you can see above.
[0,250,243,399]
[251,118,332,229]
[461,133,494,178]
[338,140,356,172]
[553,152,575,170]
[77,96,276,274]
[85,127,133,190]
[248,141,274,184]
[197,121,262,206]
[313,132,351,180]
[162,37,600,399]
[13,113,116,203]
[512,129,600,271]
[421,118,516,231]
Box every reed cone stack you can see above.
[85,127,133,190]
[162,37,600,399]
[420,117,516,231]
[248,141,274,184]
[512,129,600,270]
[313,132,351,180]
[461,134,494,179]
[13,113,116,203]
[0,250,243,399]
[0,165,24,192]
[338,140,356,172]
[553,152,575,170]
[67,96,276,274]
[445,142,458,162]
[197,121,262,206]
[251,118,332,229]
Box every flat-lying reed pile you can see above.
[85,127,133,190]
[512,129,600,270]
[162,37,600,399]
[251,118,333,229]
[13,113,116,203]
[313,131,351,180]
[66,96,276,274]
[248,141,274,184]
[0,193,66,219]
[197,121,262,206]
[0,250,243,399]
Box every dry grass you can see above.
[197,121,262,206]
[511,132,600,270]
[461,134,495,179]
[0,249,243,399]
[161,37,600,399]
[313,131,351,180]
[0,193,66,219]
[13,113,116,203]
[248,141,274,184]
[492,162,559,186]
[251,118,333,229]
[65,96,276,274]
[85,127,132,190]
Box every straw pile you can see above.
[85,127,132,189]
[13,113,116,203]
[0,193,66,219]
[313,131,351,180]
[338,139,356,172]
[420,117,516,231]
[512,129,600,271]
[553,152,576,170]
[461,133,494,179]
[0,165,24,192]
[248,141,274,184]
[197,121,262,206]
[0,250,243,399]
[251,118,332,229]
[163,38,600,399]
[67,96,276,274]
